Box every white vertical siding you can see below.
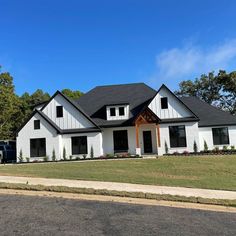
[157,122,200,155]
[148,87,192,119]
[42,94,94,129]
[199,126,236,150]
[61,132,103,158]
[16,113,60,161]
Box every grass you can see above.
[0,156,236,191]
[0,182,235,207]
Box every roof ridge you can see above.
[94,82,147,88]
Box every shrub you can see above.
[52,148,56,161]
[18,149,24,162]
[213,147,220,153]
[204,140,208,152]
[223,146,228,151]
[173,151,179,155]
[193,140,198,153]
[75,156,80,160]
[26,157,30,163]
[182,150,189,155]
[106,153,113,158]
[63,147,67,160]
[231,145,235,151]
[164,141,168,154]
[90,146,94,159]
[82,154,87,159]
[43,156,49,162]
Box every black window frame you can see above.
[169,125,187,148]
[34,120,40,130]
[56,106,63,118]
[161,97,168,109]
[113,130,128,153]
[110,107,116,117]
[30,138,46,157]
[212,127,229,145]
[119,107,125,116]
[71,136,88,155]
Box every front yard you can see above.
[0,156,236,191]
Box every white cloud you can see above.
[150,39,236,86]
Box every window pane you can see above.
[30,138,46,157]
[56,106,63,117]
[72,136,88,155]
[34,120,40,129]
[169,125,186,148]
[113,130,128,152]
[161,97,168,109]
[212,127,229,145]
[110,108,116,116]
[119,107,125,116]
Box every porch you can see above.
[134,108,161,156]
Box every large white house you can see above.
[16,83,236,161]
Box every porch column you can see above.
[156,124,161,147]
[135,123,141,156]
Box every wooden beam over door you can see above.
[135,124,139,148]
[156,124,161,147]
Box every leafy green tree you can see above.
[0,71,20,139]
[175,70,236,114]
[61,89,83,99]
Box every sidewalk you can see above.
[0,175,236,200]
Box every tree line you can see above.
[1,69,235,140]
[0,71,83,140]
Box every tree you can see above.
[61,89,83,99]
[175,70,236,114]
[0,72,20,139]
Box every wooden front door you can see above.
[143,131,153,153]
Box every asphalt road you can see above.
[0,194,235,236]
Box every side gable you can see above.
[41,91,99,130]
[148,84,198,119]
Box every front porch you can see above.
[134,108,161,156]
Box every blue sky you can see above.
[1,0,236,95]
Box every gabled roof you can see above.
[16,109,101,135]
[156,84,199,119]
[179,97,236,127]
[75,83,157,127]
[40,90,100,129]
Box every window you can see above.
[212,127,229,145]
[119,107,125,116]
[30,138,46,157]
[56,106,63,118]
[113,130,128,152]
[169,125,187,148]
[161,97,168,109]
[71,136,88,155]
[110,107,116,116]
[34,120,40,130]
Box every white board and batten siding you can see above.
[148,86,193,119]
[157,122,200,156]
[62,132,103,159]
[199,126,236,151]
[17,113,60,160]
[42,94,95,130]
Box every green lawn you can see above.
[0,156,236,191]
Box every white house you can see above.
[16,83,236,161]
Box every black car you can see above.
[0,144,16,163]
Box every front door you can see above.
[143,131,153,153]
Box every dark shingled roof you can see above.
[75,83,157,127]
[179,97,236,127]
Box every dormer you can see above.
[106,103,129,120]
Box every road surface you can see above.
[0,194,235,236]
